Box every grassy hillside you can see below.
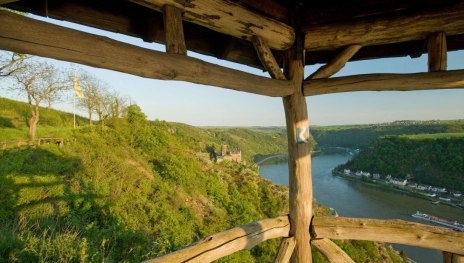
[0,100,407,262]
[339,135,464,191]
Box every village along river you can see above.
[259,151,464,263]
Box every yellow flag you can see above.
[73,75,84,98]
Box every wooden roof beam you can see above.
[251,36,286,80]
[304,70,464,96]
[0,10,293,97]
[306,45,362,80]
[427,32,447,72]
[130,0,295,50]
[304,5,464,51]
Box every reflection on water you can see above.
[259,153,464,263]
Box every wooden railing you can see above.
[145,215,464,263]
[0,137,64,150]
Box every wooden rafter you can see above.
[428,32,447,72]
[252,36,286,80]
[312,239,354,263]
[273,237,296,263]
[303,70,464,96]
[145,216,290,263]
[162,5,186,55]
[0,11,293,97]
[304,5,464,51]
[130,0,295,50]
[313,217,464,255]
[306,45,362,80]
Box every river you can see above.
[259,152,464,263]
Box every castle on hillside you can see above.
[216,144,241,163]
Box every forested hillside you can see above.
[311,120,464,149]
[0,98,407,262]
[339,134,464,191]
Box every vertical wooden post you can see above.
[162,5,187,55]
[427,32,447,72]
[283,49,312,262]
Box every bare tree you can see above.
[0,51,30,77]
[11,61,69,139]
[76,71,104,127]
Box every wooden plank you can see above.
[252,36,286,80]
[145,215,290,263]
[428,32,447,72]
[130,0,295,50]
[304,5,464,51]
[0,11,293,97]
[282,49,312,262]
[312,238,354,263]
[443,252,464,263]
[312,217,464,255]
[0,0,19,4]
[273,237,296,263]
[162,5,186,55]
[303,70,464,96]
[306,45,362,80]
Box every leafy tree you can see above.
[76,71,104,127]
[10,61,69,138]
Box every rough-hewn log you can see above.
[0,0,19,4]
[306,45,362,80]
[0,11,293,97]
[312,217,464,255]
[312,238,354,263]
[273,237,296,263]
[303,70,464,96]
[283,50,312,262]
[131,0,295,50]
[252,36,286,80]
[304,6,464,51]
[428,32,447,72]
[443,252,464,263]
[162,5,186,55]
[145,215,290,263]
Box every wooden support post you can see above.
[306,45,362,80]
[443,252,464,263]
[274,237,296,263]
[162,5,186,55]
[252,36,286,80]
[428,32,447,72]
[282,49,312,262]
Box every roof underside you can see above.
[4,0,464,70]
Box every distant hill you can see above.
[338,134,464,191]
[311,120,464,149]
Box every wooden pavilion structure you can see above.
[1,0,464,262]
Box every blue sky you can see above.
[1,15,463,126]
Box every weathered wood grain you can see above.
[282,49,312,263]
[312,238,354,263]
[145,215,290,263]
[312,217,464,255]
[304,70,464,96]
[131,0,295,50]
[307,45,362,80]
[304,6,464,51]
[163,5,186,55]
[443,252,464,263]
[0,11,293,97]
[273,237,296,263]
[428,32,447,72]
[252,36,286,80]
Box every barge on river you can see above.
[412,211,464,232]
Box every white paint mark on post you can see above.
[296,126,310,144]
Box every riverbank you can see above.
[332,171,464,209]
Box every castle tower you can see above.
[221,144,228,156]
